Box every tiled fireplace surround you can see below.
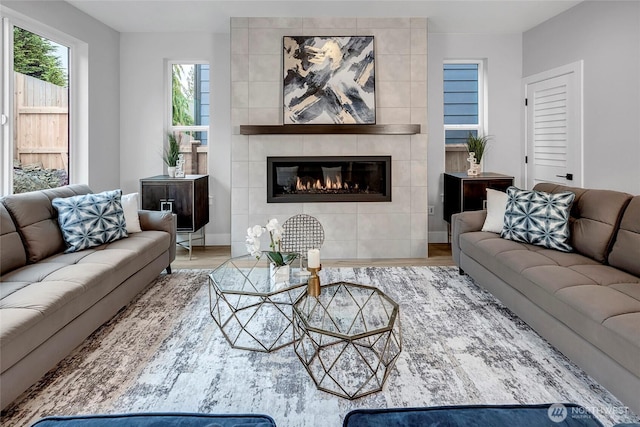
[231,17,428,259]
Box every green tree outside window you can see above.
[172,64,194,126]
[13,27,66,87]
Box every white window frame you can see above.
[443,59,488,146]
[1,16,12,194]
[0,6,88,195]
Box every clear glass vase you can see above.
[269,263,290,286]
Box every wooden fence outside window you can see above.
[14,72,69,171]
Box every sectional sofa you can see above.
[451,183,640,415]
[0,184,176,410]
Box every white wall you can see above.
[427,33,523,242]
[2,0,120,191]
[523,1,640,195]
[119,32,231,244]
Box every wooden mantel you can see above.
[240,124,421,135]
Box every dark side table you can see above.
[443,172,514,224]
[140,174,209,259]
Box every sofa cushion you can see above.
[31,413,276,426]
[0,204,27,275]
[609,196,640,276]
[343,404,605,427]
[533,183,632,263]
[52,190,128,253]
[501,186,574,252]
[1,185,92,263]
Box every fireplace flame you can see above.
[296,176,349,191]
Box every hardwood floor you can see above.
[172,243,454,270]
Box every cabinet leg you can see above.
[166,265,172,274]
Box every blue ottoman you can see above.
[343,404,605,427]
[30,412,276,427]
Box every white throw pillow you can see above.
[481,188,508,233]
[121,192,142,233]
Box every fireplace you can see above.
[267,156,391,203]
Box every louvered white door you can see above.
[524,62,582,189]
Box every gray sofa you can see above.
[0,184,176,410]
[451,183,640,415]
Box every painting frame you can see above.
[283,35,376,125]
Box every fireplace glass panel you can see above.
[267,156,391,203]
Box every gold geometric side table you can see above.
[292,282,402,399]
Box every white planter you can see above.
[270,263,290,288]
[167,166,176,178]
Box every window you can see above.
[1,11,85,196]
[12,26,69,193]
[443,61,485,145]
[168,62,210,175]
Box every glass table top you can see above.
[294,281,399,338]
[209,251,308,295]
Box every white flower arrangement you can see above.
[246,218,297,266]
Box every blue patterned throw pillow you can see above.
[501,186,575,252]
[52,189,128,253]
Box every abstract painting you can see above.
[283,36,375,124]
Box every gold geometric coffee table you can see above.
[208,252,307,352]
[292,282,402,399]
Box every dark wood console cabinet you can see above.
[140,175,209,232]
[443,172,514,223]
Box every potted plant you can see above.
[164,133,180,177]
[466,132,490,175]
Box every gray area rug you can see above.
[2,267,638,426]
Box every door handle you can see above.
[556,173,573,181]
[160,199,174,212]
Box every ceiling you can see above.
[65,0,582,34]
